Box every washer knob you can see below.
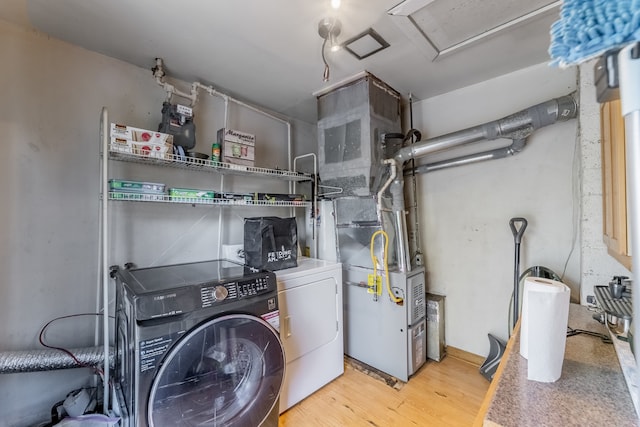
[213,285,229,301]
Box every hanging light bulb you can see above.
[331,0,341,9]
[330,32,341,52]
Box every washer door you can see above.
[148,314,285,427]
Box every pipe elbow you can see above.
[394,149,411,164]
[152,58,165,80]
[507,138,527,155]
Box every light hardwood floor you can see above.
[279,356,490,427]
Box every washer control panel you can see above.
[201,283,237,308]
[237,276,271,298]
[200,274,274,308]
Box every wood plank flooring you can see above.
[279,356,490,427]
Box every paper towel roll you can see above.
[519,277,570,383]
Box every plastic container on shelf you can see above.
[211,142,221,164]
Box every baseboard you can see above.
[446,346,485,367]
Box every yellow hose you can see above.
[370,230,403,304]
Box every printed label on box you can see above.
[217,128,256,145]
[110,123,174,160]
[110,137,173,160]
[217,128,256,166]
[222,142,255,166]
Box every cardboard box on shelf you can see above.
[108,179,166,194]
[254,193,305,203]
[217,128,255,167]
[168,188,217,200]
[220,192,253,202]
[110,123,174,160]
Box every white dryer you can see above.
[275,257,343,412]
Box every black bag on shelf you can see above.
[244,217,298,271]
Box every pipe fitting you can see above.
[377,159,397,223]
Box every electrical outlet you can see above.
[586,295,596,305]
[222,244,245,263]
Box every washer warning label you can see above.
[139,334,176,373]
[262,310,280,332]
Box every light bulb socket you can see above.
[318,17,341,41]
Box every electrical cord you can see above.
[39,313,114,375]
[566,326,612,344]
[560,128,580,281]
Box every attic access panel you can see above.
[388,0,560,59]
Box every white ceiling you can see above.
[2,0,561,123]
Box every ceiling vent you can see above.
[343,28,390,60]
[388,0,561,60]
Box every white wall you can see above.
[412,63,579,357]
[0,18,315,426]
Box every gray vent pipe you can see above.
[389,94,578,271]
[410,138,527,174]
[394,95,577,165]
[0,346,114,374]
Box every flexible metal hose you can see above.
[0,346,114,374]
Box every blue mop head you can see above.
[549,0,640,66]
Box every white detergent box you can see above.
[217,128,256,166]
[110,123,174,160]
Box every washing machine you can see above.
[113,259,285,427]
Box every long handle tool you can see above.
[509,217,528,329]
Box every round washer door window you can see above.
[148,314,285,427]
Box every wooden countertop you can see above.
[474,303,637,427]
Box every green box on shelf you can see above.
[109,179,166,194]
[110,192,165,201]
[168,188,217,200]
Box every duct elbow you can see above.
[394,149,411,165]
[553,95,579,122]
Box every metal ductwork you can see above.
[0,346,114,374]
[410,138,527,174]
[389,94,578,271]
[317,73,403,197]
[394,95,578,166]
